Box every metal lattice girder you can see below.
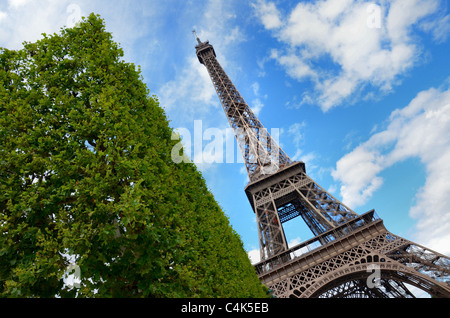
[245,162,359,259]
[195,37,292,182]
[317,279,416,298]
[254,212,450,298]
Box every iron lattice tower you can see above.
[194,33,450,298]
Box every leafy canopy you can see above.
[0,13,267,298]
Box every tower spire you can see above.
[192,29,202,45]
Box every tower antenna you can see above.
[192,29,202,44]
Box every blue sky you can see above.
[1,0,450,266]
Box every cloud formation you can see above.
[332,84,450,254]
[252,0,450,111]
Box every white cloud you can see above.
[332,147,384,208]
[287,121,319,174]
[251,82,260,96]
[386,0,441,44]
[247,248,260,264]
[8,0,33,8]
[270,49,318,82]
[159,55,217,117]
[251,0,282,30]
[0,0,70,50]
[288,122,305,148]
[332,84,450,254]
[253,0,450,111]
[250,98,264,116]
[0,0,159,68]
[420,13,450,43]
[249,82,266,116]
[0,11,7,22]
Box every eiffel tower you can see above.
[193,32,450,298]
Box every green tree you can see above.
[0,13,267,298]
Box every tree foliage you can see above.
[0,13,267,298]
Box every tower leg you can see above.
[256,217,450,298]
